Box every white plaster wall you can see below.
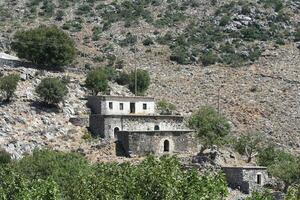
[102,100,155,115]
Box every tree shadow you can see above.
[30,101,60,113]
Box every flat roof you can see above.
[88,95,155,102]
[119,130,194,133]
[222,166,267,170]
[93,114,184,119]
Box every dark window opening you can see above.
[154,125,160,130]
[143,103,147,110]
[257,174,262,185]
[109,102,113,109]
[130,103,135,113]
[114,127,120,139]
[164,140,170,152]
[120,103,124,110]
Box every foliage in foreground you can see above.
[35,77,68,106]
[12,26,76,70]
[0,150,228,200]
[0,74,20,102]
[188,106,230,153]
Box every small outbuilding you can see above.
[222,166,269,194]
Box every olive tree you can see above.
[188,106,230,153]
[36,77,68,106]
[157,99,176,115]
[0,74,20,102]
[233,132,265,163]
[85,68,109,96]
[12,26,76,70]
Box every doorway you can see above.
[130,103,135,113]
[164,140,170,152]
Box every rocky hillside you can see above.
[0,0,299,157]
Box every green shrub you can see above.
[12,26,76,70]
[157,99,176,115]
[143,37,154,46]
[0,74,20,102]
[76,4,92,15]
[258,146,300,192]
[118,33,137,47]
[55,10,65,21]
[5,150,228,199]
[219,15,231,26]
[92,26,102,41]
[188,106,230,153]
[245,190,273,200]
[115,71,130,85]
[0,149,11,164]
[36,77,68,106]
[294,28,300,42]
[128,69,150,96]
[201,51,218,66]
[41,0,55,17]
[62,19,83,32]
[85,68,109,96]
[170,46,191,65]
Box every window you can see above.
[257,174,262,185]
[154,125,160,130]
[109,102,113,109]
[120,103,124,110]
[164,140,170,152]
[143,103,147,110]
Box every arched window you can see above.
[164,140,170,152]
[154,125,160,131]
[114,127,120,139]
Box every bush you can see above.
[258,146,300,192]
[143,37,154,46]
[0,149,11,164]
[12,26,76,70]
[0,74,20,102]
[115,71,130,85]
[188,106,230,153]
[201,51,218,66]
[118,33,137,47]
[9,151,228,199]
[294,28,300,42]
[128,69,150,96]
[85,68,108,96]
[36,77,68,106]
[157,99,176,115]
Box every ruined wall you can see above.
[242,168,268,193]
[89,115,105,138]
[126,131,198,155]
[223,167,268,194]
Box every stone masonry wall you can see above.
[126,131,198,155]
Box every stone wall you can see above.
[222,167,268,194]
[123,131,198,155]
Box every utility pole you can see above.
[135,65,137,96]
[217,84,224,114]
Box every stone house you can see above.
[88,95,198,156]
[222,166,269,194]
